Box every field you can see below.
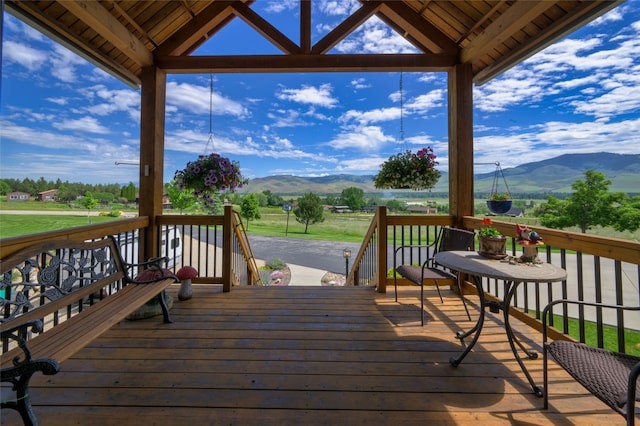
[1,199,638,242]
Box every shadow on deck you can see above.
[4,285,624,425]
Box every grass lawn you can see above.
[0,214,123,239]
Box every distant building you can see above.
[7,191,30,202]
[37,189,59,202]
[136,192,172,209]
[330,205,352,213]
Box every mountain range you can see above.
[239,153,639,196]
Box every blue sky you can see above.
[1,1,639,185]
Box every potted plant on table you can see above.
[373,147,441,191]
[477,218,507,259]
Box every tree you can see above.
[240,193,261,230]
[121,182,137,202]
[614,195,640,232]
[538,170,626,233]
[0,180,10,195]
[80,192,98,224]
[166,181,196,214]
[340,187,366,211]
[294,192,324,233]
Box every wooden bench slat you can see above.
[1,279,175,367]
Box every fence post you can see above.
[376,206,387,293]
[222,205,233,292]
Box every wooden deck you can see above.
[3,284,627,425]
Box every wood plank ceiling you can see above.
[4,0,622,88]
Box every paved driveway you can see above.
[246,235,362,274]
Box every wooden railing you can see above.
[2,206,638,353]
[157,205,261,289]
[1,206,261,293]
[347,206,640,353]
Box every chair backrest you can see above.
[436,227,475,253]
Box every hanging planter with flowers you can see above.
[373,147,441,191]
[174,153,247,209]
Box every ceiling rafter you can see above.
[311,2,382,55]
[58,0,154,67]
[154,1,236,57]
[378,1,459,54]
[460,1,554,64]
[230,2,301,55]
[455,0,506,44]
[106,0,158,48]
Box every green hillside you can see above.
[239,153,639,196]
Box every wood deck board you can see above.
[4,284,629,425]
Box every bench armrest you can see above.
[1,320,44,366]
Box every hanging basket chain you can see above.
[490,162,512,198]
[399,71,405,146]
[203,73,214,154]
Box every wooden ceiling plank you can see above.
[460,0,553,64]
[58,0,153,67]
[5,0,141,86]
[154,1,236,57]
[311,1,382,55]
[456,0,507,44]
[156,53,455,73]
[378,1,458,54]
[231,2,301,54]
[473,0,623,84]
[106,0,158,48]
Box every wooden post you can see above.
[139,66,167,260]
[376,206,387,293]
[448,63,474,227]
[222,205,233,292]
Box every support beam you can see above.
[139,67,167,260]
[154,1,236,57]
[448,63,474,225]
[311,2,381,55]
[58,0,153,67]
[231,2,301,54]
[156,53,455,74]
[300,0,311,54]
[378,1,458,54]
[460,0,552,64]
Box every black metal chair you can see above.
[394,227,475,325]
[543,300,640,425]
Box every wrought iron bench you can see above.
[542,299,640,425]
[1,237,178,425]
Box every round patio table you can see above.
[434,250,567,396]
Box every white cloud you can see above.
[327,125,392,150]
[339,107,400,125]
[166,81,247,117]
[276,83,338,108]
[52,116,110,134]
[2,41,47,70]
[351,78,370,90]
[318,0,361,16]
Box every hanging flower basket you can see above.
[373,147,441,191]
[174,153,247,209]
